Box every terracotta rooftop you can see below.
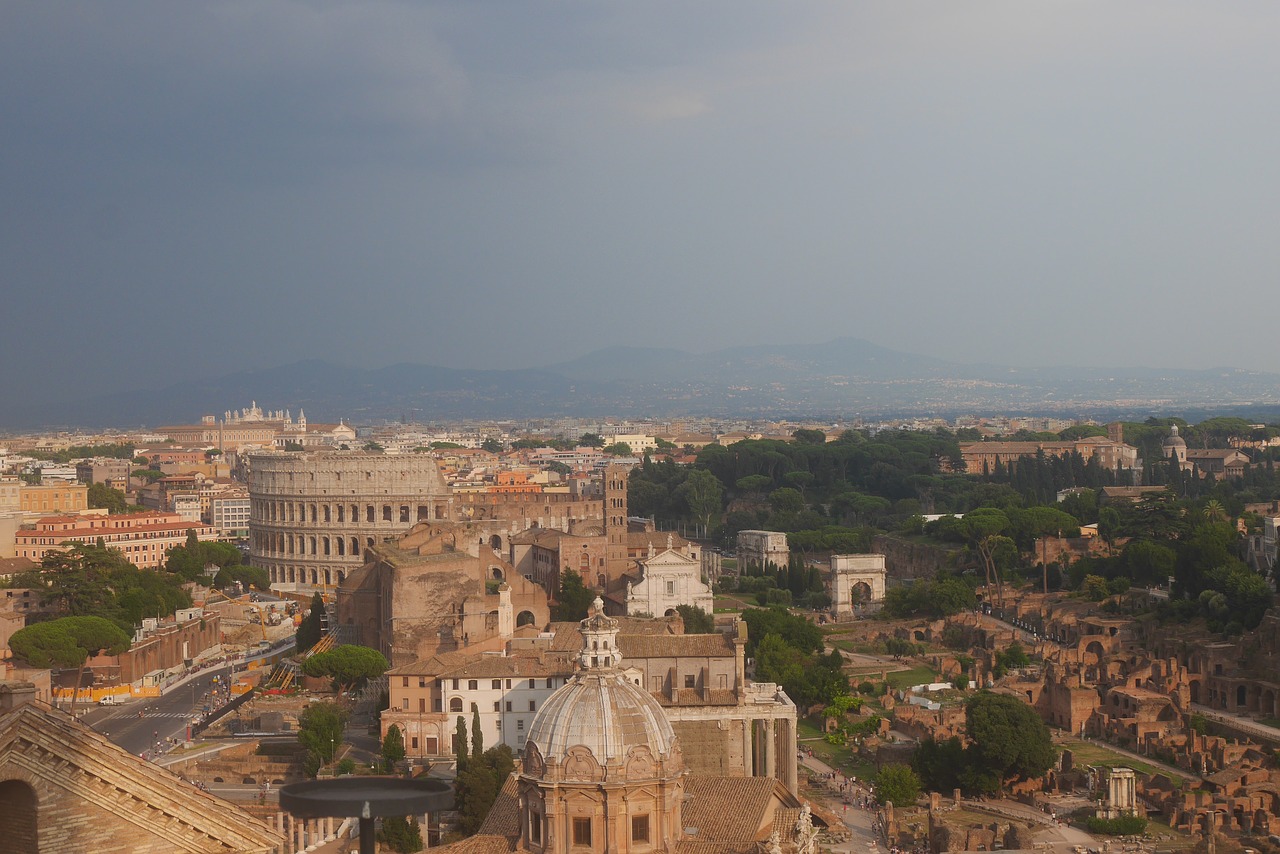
[682,775,797,842]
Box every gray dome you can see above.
[1163,425,1187,448]
[523,597,679,781]
[526,670,677,767]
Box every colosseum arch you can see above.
[517,610,537,627]
[490,534,503,551]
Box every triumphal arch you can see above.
[829,553,887,619]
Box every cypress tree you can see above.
[455,715,468,773]
[471,705,483,761]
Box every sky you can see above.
[5,1,1280,407]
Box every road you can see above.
[79,667,237,757]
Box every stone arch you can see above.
[0,778,39,852]
[337,570,346,583]
[490,535,503,551]
[491,566,504,581]
[1083,640,1106,664]
[1189,679,1202,704]
[1263,688,1277,717]
[450,697,463,712]
[851,581,873,604]
[1237,685,1248,708]
[350,537,359,556]
[517,610,537,627]
[336,538,345,557]
[664,608,678,617]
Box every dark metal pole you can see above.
[359,816,375,854]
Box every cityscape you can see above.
[7,3,1280,854]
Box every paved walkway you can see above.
[1192,704,1280,745]
[798,752,885,854]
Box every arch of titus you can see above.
[829,553,887,618]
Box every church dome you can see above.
[523,598,680,782]
[1163,425,1187,449]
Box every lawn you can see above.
[1059,738,1187,784]
[796,719,876,780]
[884,666,941,691]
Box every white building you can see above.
[624,541,714,618]
[210,495,251,538]
[607,433,658,453]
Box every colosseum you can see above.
[248,451,454,587]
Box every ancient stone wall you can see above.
[871,535,958,582]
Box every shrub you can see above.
[1086,815,1147,836]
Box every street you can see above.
[79,667,236,758]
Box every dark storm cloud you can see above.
[4,2,1280,410]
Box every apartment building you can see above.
[15,511,218,569]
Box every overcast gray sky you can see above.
[5,1,1280,406]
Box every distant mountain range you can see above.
[9,338,1280,430]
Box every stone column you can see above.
[742,718,754,777]
[784,719,799,794]
[764,718,776,781]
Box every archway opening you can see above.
[0,780,38,852]
[517,610,536,627]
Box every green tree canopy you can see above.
[297,702,348,767]
[552,569,595,622]
[87,482,129,514]
[296,593,326,653]
[382,724,407,771]
[875,763,922,806]
[675,603,715,633]
[963,692,1055,789]
[302,644,390,692]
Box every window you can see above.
[433,699,442,712]
[506,679,512,689]
[494,701,500,712]
[572,817,592,847]
[665,581,675,595]
[450,698,463,712]
[419,678,427,688]
[530,813,542,844]
[545,678,553,689]
[517,719,524,731]
[632,815,650,843]
[402,698,409,710]
[492,679,502,690]
[529,700,536,712]
[684,675,696,689]
[506,701,513,712]
[468,680,478,691]
[529,679,536,689]
[452,679,459,690]
[419,698,427,713]
[402,677,409,688]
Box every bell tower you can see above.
[604,464,629,584]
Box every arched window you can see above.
[449,698,463,712]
